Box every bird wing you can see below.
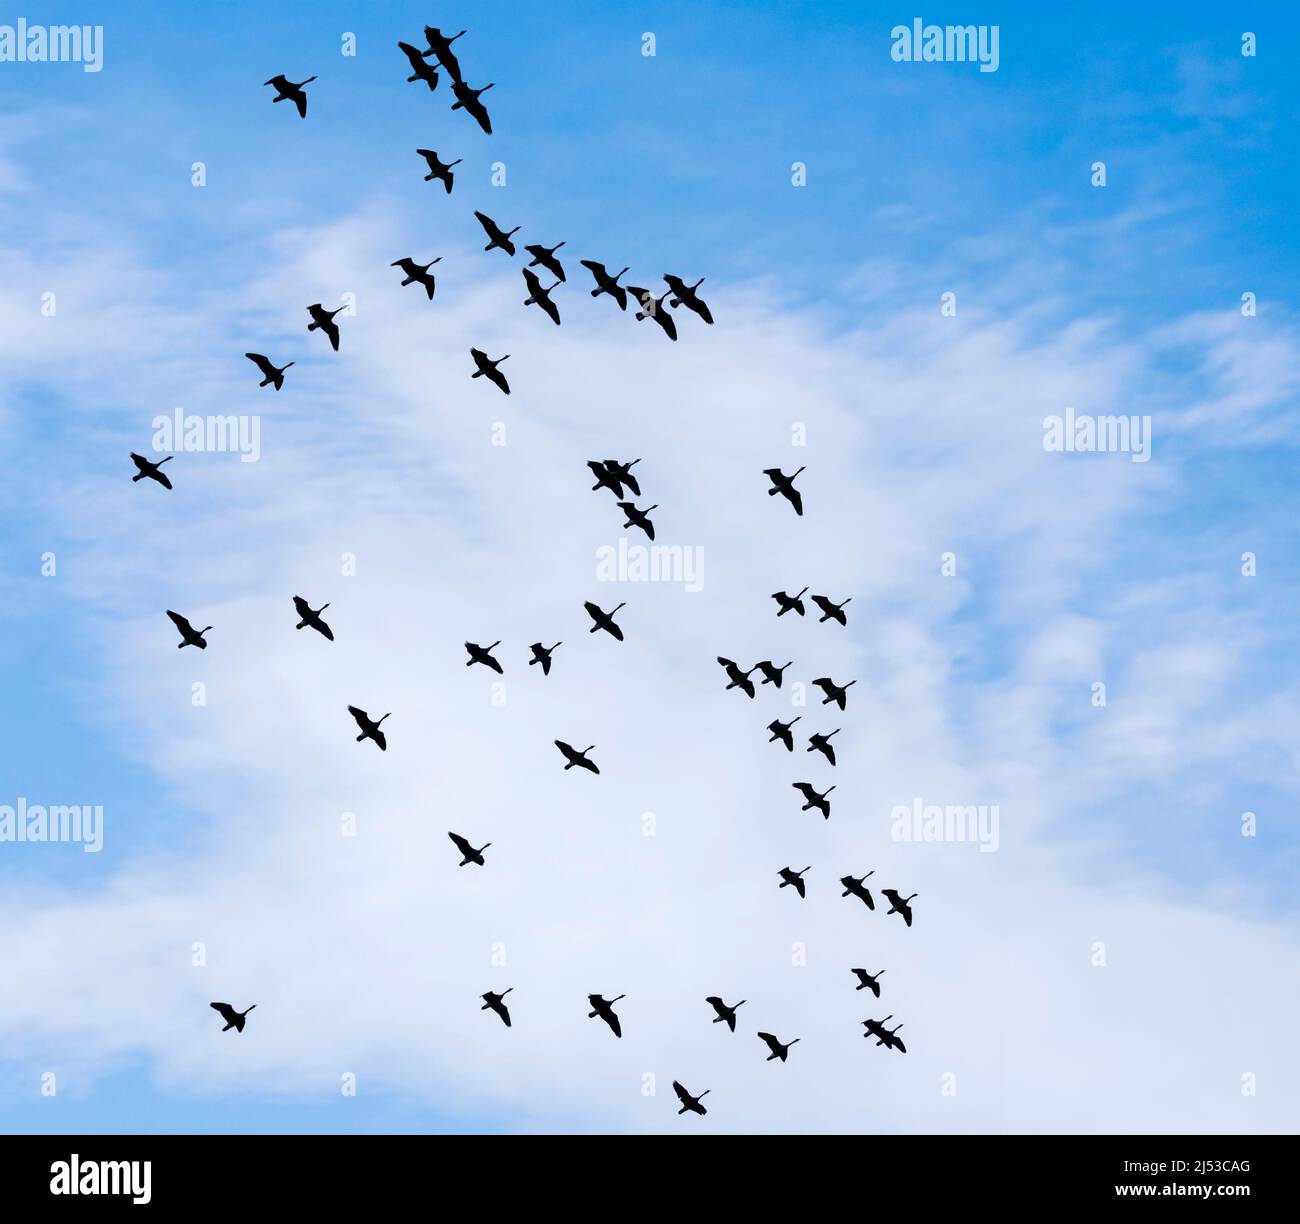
[794,878,806,897]
[787,488,803,515]
[488,367,509,394]
[245,352,274,376]
[539,293,561,326]
[210,1002,236,1021]
[373,729,387,751]
[398,41,427,71]
[347,706,367,728]
[322,318,340,350]
[449,832,473,855]
[393,257,418,275]
[812,596,831,613]
[265,75,290,90]
[129,452,151,472]
[584,602,601,619]
[465,95,491,133]
[826,746,837,766]
[166,610,193,634]
[757,1032,778,1051]
[608,1013,622,1038]
[416,148,439,168]
[293,91,307,119]
[522,266,543,295]
[474,211,498,239]
[664,275,686,294]
[292,595,311,617]
[672,1080,690,1104]
[487,656,503,674]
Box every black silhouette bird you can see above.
[882,890,917,927]
[778,865,810,898]
[584,601,625,641]
[807,729,840,765]
[852,968,885,997]
[863,1016,907,1053]
[348,705,390,751]
[522,267,561,325]
[264,74,316,118]
[767,716,801,751]
[397,41,439,90]
[617,501,657,541]
[755,660,791,688]
[448,831,490,866]
[481,988,512,1027]
[292,596,333,641]
[793,782,835,819]
[474,211,518,255]
[525,241,566,282]
[528,641,561,675]
[706,996,745,1031]
[629,286,677,340]
[166,610,210,650]
[210,1002,256,1033]
[588,458,641,497]
[813,677,857,710]
[244,352,294,390]
[130,452,173,489]
[580,260,629,310]
[416,149,462,192]
[421,26,466,81]
[587,994,625,1038]
[465,640,503,674]
[306,303,343,351]
[470,348,510,394]
[764,467,805,516]
[663,275,713,324]
[555,741,599,774]
[717,657,757,698]
[391,256,442,300]
[673,1081,710,1116]
[812,594,852,625]
[772,587,809,617]
[840,873,875,909]
[757,1032,800,1062]
[453,80,494,133]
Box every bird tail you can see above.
[132,473,144,481]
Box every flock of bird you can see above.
[129,23,917,1119]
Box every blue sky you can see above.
[1,2,1298,1134]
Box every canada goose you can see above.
[528,641,561,675]
[705,996,745,1031]
[580,260,629,310]
[421,26,465,81]
[522,267,561,325]
[397,41,439,90]
[292,596,333,641]
[777,865,811,898]
[306,303,343,351]
[863,1015,907,1053]
[763,467,805,516]
[792,782,835,819]
[629,286,678,340]
[771,587,808,617]
[617,501,657,541]
[757,1032,800,1062]
[464,640,503,674]
[453,80,495,133]
[807,729,840,765]
[210,1002,256,1032]
[663,275,713,324]
[717,657,757,698]
[812,594,852,626]
[470,348,510,394]
[755,660,791,688]
[555,740,599,774]
[448,831,490,866]
[840,873,875,909]
[481,988,513,1027]
[767,716,801,751]
[851,968,884,997]
[475,210,518,255]
[588,458,641,497]
[525,241,566,282]
[587,994,625,1038]
[166,610,210,650]
[347,705,390,751]
[673,1080,710,1116]
[130,453,173,489]
[244,352,294,390]
[264,74,316,118]
[881,890,917,927]
[391,256,442,300]
[812,677,857,710]
[416,149,462,193]
[584,601,625,641]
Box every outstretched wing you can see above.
[787,487,803,516]
[166,610,193,635]
[210,1001,236,1022]
[245,352,275,377]
[293,90,307,119]
[398,41,428,72]
[448,832,473,856]
[672,1080,690,1104]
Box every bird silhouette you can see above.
[555,741,599,774]
[397,41,439,90]
[391,256,442,300]
[663,275,713,324]
[525,241,566,282]
[580,260,629,310]
[772,587,809,617]
[588,458,641,497]
[264,74,315,118]
[617,501,657,541]
[881,890,917,927]
[757,1032,800,1062]
[348,706,390,751]
[629,286,678,340]
[452,80,494,133]
[166,610,210,650]
[584,601,625,641]
[416,149,462,192]
[244,352,294,390]
[851,968,885,997]
[421,26,465,81]
[587,994,625,1038]
[522,267,561,325]
[306,303,343,351]
[706,996,745,1031]
[813,677,857,710]
[673,1081,710,1116]
[755,660,791,688]
[812,594,852,625]
[465,640,503,674]
[840,872,875,909]
[528,641,561,675]
[807,729,840,765]
[210,1002,256,1032]
[470,348,510,394]
[793,782,835,819]
[717,657,757,698]
[863,1015,907,1053]
[130,452,173,489]
[767,715,801,751]
[778,865,811,898]
[763,467,805,516]
[475,211,518,255]
[448,831,490,866]
[481,988,512,1027]
[292,596,333,641]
